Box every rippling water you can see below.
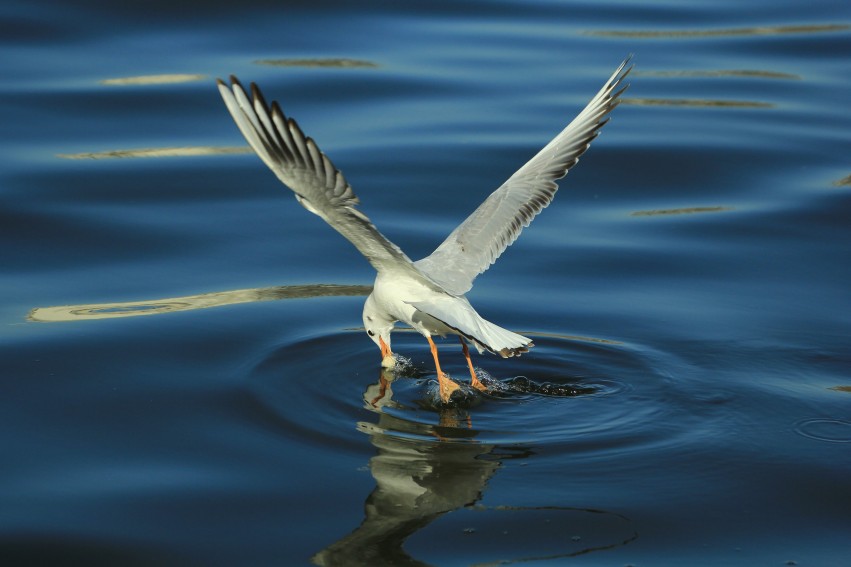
[2,0,850,565]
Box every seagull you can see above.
[217,57,631,403]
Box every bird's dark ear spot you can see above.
[366,316,373,322]
[367,330,375,336]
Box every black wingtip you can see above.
[270,100,290,125]
[612,83,630,101]
[612,56,634,96]
[228,74,244,90]
[250,82,271,111]
[617,55,635,81]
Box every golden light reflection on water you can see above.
[30,281,622,346]
[586,23,849,39]
[56,146,251,159]
[622,98,773,109]
[254,58,378,68]
[634,69,800,80]
[631,206,732,217]
[99,74,207,86]
[833,174,851,187]
[28,284,372,322]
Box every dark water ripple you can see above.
[246,330,719,467]
[795,418,851,443]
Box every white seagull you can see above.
[218,57,631,403]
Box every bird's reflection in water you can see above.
[312,370,637,566]
[313,369,502,566]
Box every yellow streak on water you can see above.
[57,146,251,159]
[833,174,851,187]
[631,206,732,217]
[254,58,378,68]
[634,69,800,80]
[99,74,207,85]
[622,98,773,108]
[28,284,373,322]
[586,24,849,39]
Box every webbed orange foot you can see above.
[439,373,462,403]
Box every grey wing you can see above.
[414,57,632,295]
[218,76,440,287]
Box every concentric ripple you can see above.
[794,418,851,443]
[244,329,694,455]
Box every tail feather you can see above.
[473,318,534,357]
[407,299,533,357]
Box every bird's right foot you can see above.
[439,373,462,403]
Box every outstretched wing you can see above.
[217,76,439,288]
[414,57,632,295]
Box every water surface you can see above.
[2,0,850,565]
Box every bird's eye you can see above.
[367,330,375,336]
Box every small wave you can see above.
[794,418,851,443]
[244,331,684,453]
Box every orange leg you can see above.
[369,370,391,407]
[459,337,487,392]
[426,335,461,402]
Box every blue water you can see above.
[2,1,850,565]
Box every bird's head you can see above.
[362,294,396,368]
